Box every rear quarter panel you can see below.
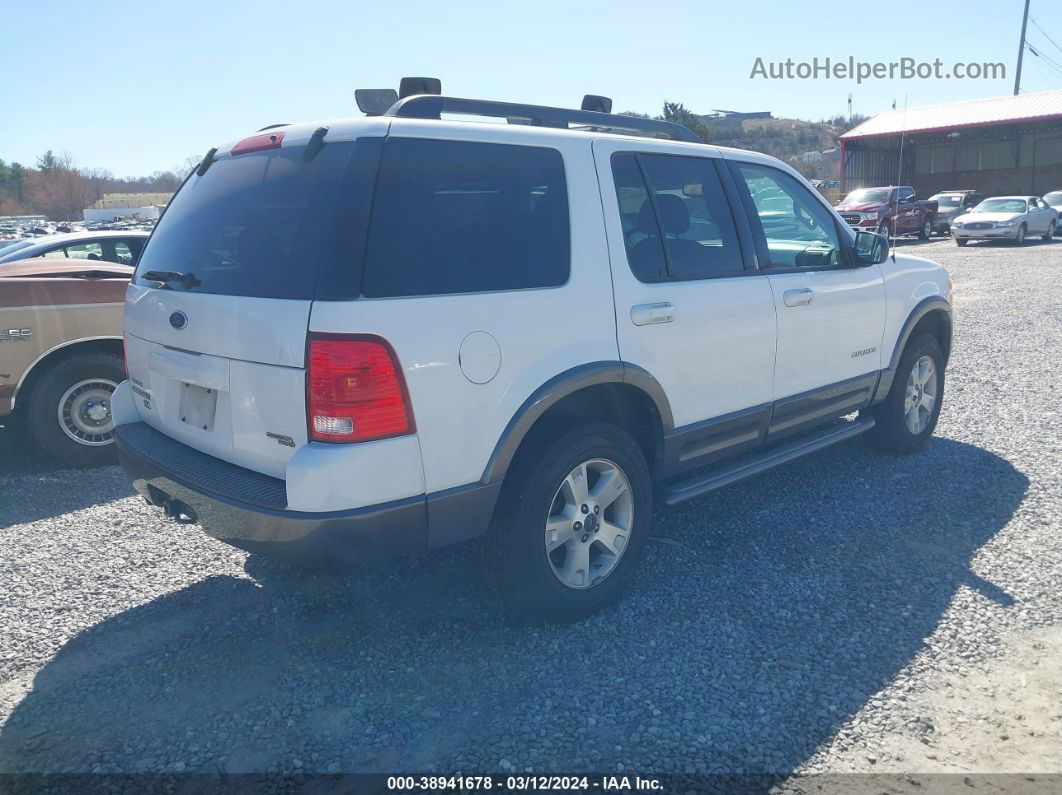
[0,278,125,416]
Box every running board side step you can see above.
[659,417,876,507]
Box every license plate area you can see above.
[178,382,219,432]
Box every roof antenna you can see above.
[892,95,908,262]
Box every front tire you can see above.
[955,238,968,247]
[864,334,945,454]
[487,422,652,621]
[25,353,123,467]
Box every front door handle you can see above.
[783,288,814,307]
[631,302,675,326]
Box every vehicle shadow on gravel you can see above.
[0,425,130,528]
[0,438,1028,775]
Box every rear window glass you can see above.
[361,138,569,298]
[134,141,356,299]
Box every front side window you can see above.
[65,241,105,260]
[112,241,134,265]
[610,152,742,282]
[734,163,844,270]
[361,138,569,298]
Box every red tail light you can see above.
[307,334,414,443]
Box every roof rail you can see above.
[384,95,703,144]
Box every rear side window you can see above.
[361,138,569,298]
[134,141,356,299]
[610,152,742,282]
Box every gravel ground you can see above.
[0,237,1060,783]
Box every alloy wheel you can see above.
[903,356,938,435]
[544,458,634,590]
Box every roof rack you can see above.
[384,95,703,144]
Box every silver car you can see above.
[951,196,1058,246]
[1045,191,1062,235]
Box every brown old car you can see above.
[1,258,130,466]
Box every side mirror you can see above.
[854,230,889,265]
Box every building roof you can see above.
[841,89,1062,140]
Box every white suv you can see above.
[112,90,952,620]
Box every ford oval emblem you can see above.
[169,311,188,330]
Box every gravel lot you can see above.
[1,237,1060,783]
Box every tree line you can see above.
[0,151,200,221]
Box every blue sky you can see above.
[5,0,1061,176]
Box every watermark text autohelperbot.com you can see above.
[750,57,1006,83]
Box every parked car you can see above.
[928,190,985,234]
[111,91,952,621]
[0,230,149,267]
[835,186,938,240]
[952,196,1058,246]
[1044,191,1062,234]
[1,258,130,466]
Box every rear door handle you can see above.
[783,288,814,307]
[631,302,675,326]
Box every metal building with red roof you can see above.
[839,89,1062,196]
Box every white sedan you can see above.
[951,196,1058,246]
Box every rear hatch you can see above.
[124,128,377,478]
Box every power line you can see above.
[1030,18,1062,57]
[1027,42,1062,73]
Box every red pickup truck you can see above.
[835,186,939,240]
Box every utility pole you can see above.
[1014,0,1031,95]
[847,93,852,124]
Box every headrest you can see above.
[637,194,690,235]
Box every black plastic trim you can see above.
[873,297,953,402]
[660,402,772,477]
[114,421,502,560]
[660,417,876,506]
[479,362,674,485]
[768,372,880,440]
[387,95,703,143]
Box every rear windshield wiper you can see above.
[142,270,201,289]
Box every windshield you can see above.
[841,189,890,204]
[930,194,962,207]
[134,141,358,299]
[973,198,1028,214]
[1044,191,1062,207]
[0,240,37,261]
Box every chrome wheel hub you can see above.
[544,458,634,590]
[903,356,938,435]
[58,379,118,446]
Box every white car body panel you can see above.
[309,119,618,494]
[765,266,886,396]
[124,285,315,478]
[115,113,953,523]
[590,137,777,425]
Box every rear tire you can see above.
[864,334,944,454]
[25,353,123,467]
[955,238,968,247]
[918,216,932,240]
[1043,221,1056,241]
[486,422,652,622]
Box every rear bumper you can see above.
[114,422,430,562]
